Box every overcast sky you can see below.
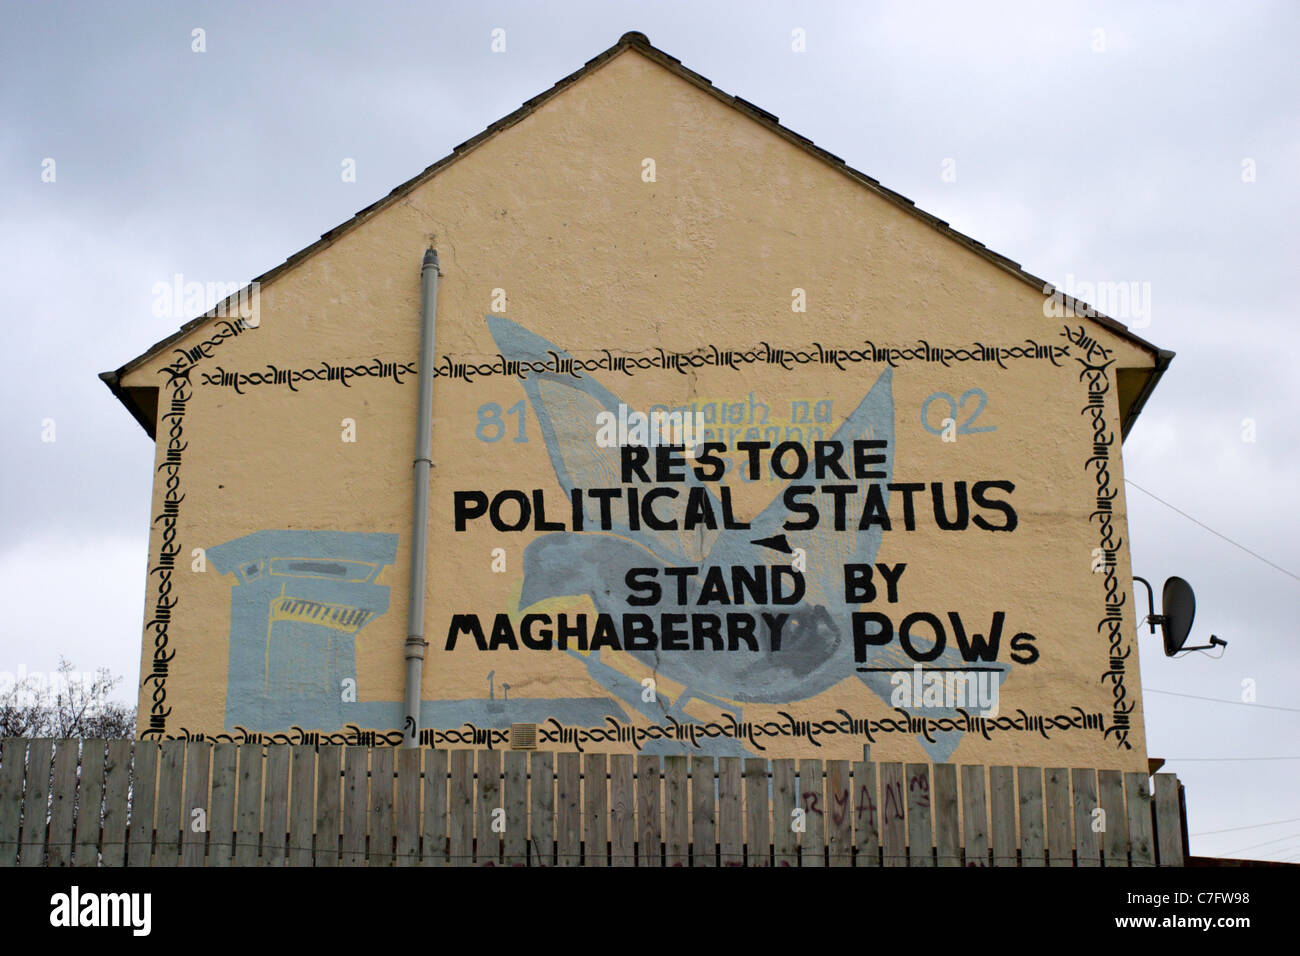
[1,1,1296,862]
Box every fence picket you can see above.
[392,749,418,868]
[772,759,797,867]
[475,749,501,866]
[504,751,528,867]
[528,752,553,867]
[609,754,634,867]
[289,745,317,866]
[153,739,186,867]
[0,740,27,867]
[1072,768,1100,867]
[1125,772,1155,866]
[556,752,580,866]
[181,740,210,867]
[1098,770,1128,867]
[960,765,989,867]
[125,741,157,868]
[314,745,341,867]
[906,763,933,867]
[636,754,660,867]
[1154,774,1185,866]
[744,758,770,867]
[19,740,54,867]
[395,748,421,867]
[879,762,906,867]
[209,743,238,867]
[853,761,879,867]
[448,750,474,866]
[101,740,132,867]
[933,763,960,867]
[691,756,715,867]
[663,755,688,867]
[234,742,266,867]
[799,759,824,867]
[422,749,449,866]
[1018,767,1045,867]
[368,746,394,867]
[47,741,80,867]
[989,765,1016,866]
[583,753,607,867]
[340,746,368,867]
[262,745,290,867]
[75,740,108,867]
[825,760,852,867]
[718,757,743,867]
[1045,767,1072,867]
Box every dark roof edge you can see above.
[103,30,1169,432]
[99,369,157,439]
[101,34,643,394]
[1122,348,1175,439]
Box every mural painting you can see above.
[185,315,1132,765]
[112,43,1154,769]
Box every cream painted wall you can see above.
[120,48,1154,769]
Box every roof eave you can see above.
[101,30,1171,436]
[1121,348,1175,439]
[99,369,158,439]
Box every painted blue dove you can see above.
[487,314,1008,760]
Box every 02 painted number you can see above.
[920,388,996,435]
[476,401,529,443]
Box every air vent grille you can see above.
[509,722,537,750]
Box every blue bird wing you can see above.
[486,314,720,565]
[491,317,1001,762]
[732,366,894,612]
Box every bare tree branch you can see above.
[0,659,136,738]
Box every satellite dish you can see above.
[1160,576,1196,656]
[1133,575,1227,657]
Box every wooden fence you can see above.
[0,738,1187,866]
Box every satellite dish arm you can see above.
[1132,576,1163,634]
[1179,636,1228,653]
[1135,574,1228,653]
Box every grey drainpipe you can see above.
[403,247,439,747]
